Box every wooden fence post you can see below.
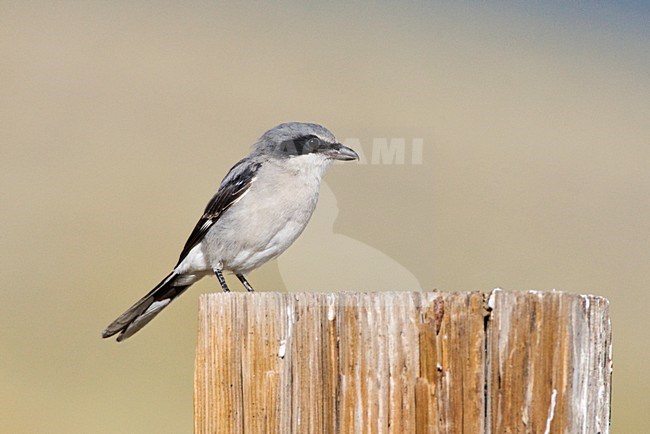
[194,291,611,433]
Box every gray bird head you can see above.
[251,122,359,162]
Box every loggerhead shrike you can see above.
[102,122,358,341]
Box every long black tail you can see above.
[102,273,194,342]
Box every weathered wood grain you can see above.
[194,290,611,434]
[486,290,611,434]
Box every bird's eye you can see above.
[307,137,321,149]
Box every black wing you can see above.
[175,159,261,266]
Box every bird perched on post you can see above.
[102,122,359,341]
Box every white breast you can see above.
[202,155,329,274]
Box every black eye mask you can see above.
[278,135,330,157]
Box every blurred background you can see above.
[1,1,648,432]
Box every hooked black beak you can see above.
[327,143,359,161]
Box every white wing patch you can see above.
[229,177,255,207]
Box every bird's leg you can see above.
[236,274,255,292]
[214,269,230,292]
